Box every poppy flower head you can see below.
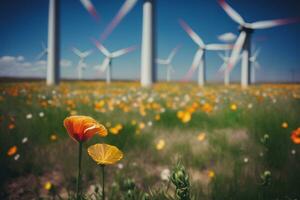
[64,115,107,142]
[291,128,300,144]
[87,143,123,165]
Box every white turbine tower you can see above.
[219,0,298,88]
[218,32,236,85]
[156,46,180,82]
[94,41,135,84]
[217,53,230,84]
[99,0,156,87]
[179,20,231,86]
[141,0,156,87]
[250,48,260,84]
[72,48,92,80]
[47,0,60,85]
[46,0,99,86]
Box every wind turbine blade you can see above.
[206,44,231,50]
[255,62,260,69]
[83,50,93,58]
[36,50,47,60]
[80,0,100,21]
[170,65,175,73]
[249,18,300,29]
[41,41,47,50]
[218,0,245,25]
[111,46,136,57]
[218,62,227,73]
[218,53,226,61]
[182,49,204,81]
[72,47,83,57]
[252,48,261,60]
[227,31,247,72]
[93,40,110,57]
[167,45,181,62]
[179,19,205,48]
[101,57,110,71]
[100,0,138,41]
[156,59,168,65]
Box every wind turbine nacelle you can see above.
[239,26,254,34]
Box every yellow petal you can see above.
[87,143,123,165]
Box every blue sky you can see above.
[0,0,300,82]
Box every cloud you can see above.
[0,55,73,78]
[61,59,72,68]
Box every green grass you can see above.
[0,82,300,199]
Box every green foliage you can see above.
[171,163,190,200]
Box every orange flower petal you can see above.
[64,116,107,142]
[7,146,17,156]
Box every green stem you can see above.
[76,142,83,200]
[102,165,105,200]
[166,178,171,194]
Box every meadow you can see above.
[0,81,300,200]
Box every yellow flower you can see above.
[115,123,123,130]
[197,132,206,142]
[109,124,123,135]
[139,122,145,129]
[282,122,288,129]
[50,134,57,141]
[87,143,123,165]
[156,139,165,150]
[44,181,52,190]
[177,111,184,119]
[155,114,160,121]
[181,112,191,123]
[7,146,17,156]
[202,103,213,113]
[131,120,137,125]
[208,170,215,178]
[95,100,105,109]
[230,103,237,111]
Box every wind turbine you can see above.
[219,0,299,88]
[179,19,231,86]
[94,41,135,84]
[100,0,156,87]
[36,42,48,60]
[250,48,260,84]
[46,0,99,86]
[72,48,92,80]
[156,46,180,82]
[218,32,236,85]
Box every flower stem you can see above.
[102,165,105,200]
[76,142,83,200]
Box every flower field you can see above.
[1,81,300,199]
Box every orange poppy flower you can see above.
[291,128,300,144]
[7,146,17,156]
[64,116,107,142]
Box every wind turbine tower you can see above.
[218,32,236,86]
[94,41,135,84]
[141,0,156,87]
[219,0,298,88]
[47,0,60,85]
